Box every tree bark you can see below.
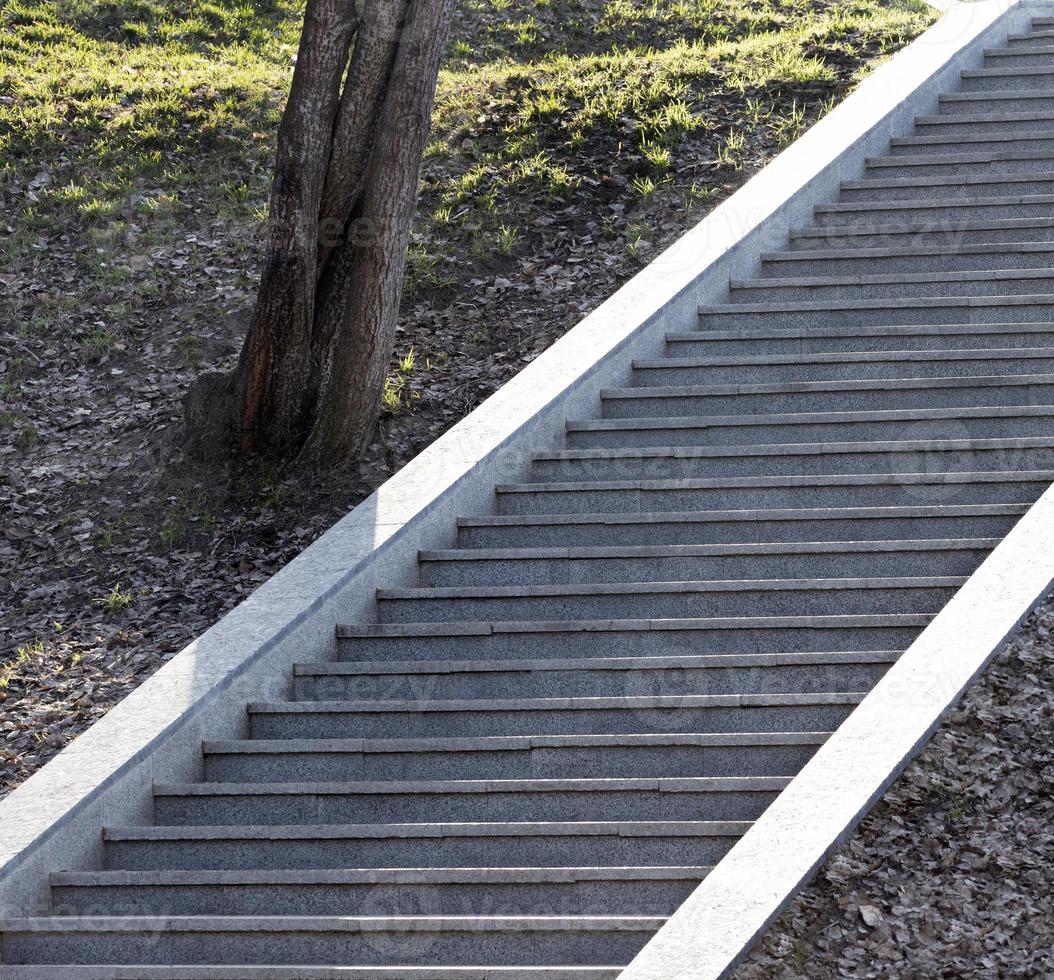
[186,0,455,466]
[304,0,457,463]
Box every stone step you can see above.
[422,540,992,584]
[246,692,863,738]
[664,322,1054,357]
[632,348,1054,386]
[915,109,1054,135]
[374,578,958,624]
[0,966,626,980]
[731,269,1054,303]
[958,65,1054,92]
[760,243,1054,276]
[334,615,929,661]
[0,914,663,968]
[938,89,1054,114]
[568,406,1054,448]
[698,295,1054,329]
[492,473,1045,516]
[890,130,1054,156]
[529,438,1054,482]
[602,375,1054,417]
[153,776,785,826]
[838,170,1054,203]
[1006,29,1054,48]
[790,217,1054,250]
[475,497,1024,539]
[199,731,828,784]
[983,46,1054,68]
[297,644,898,699]
[49,865,710,917]
[815,194,1054,226]
[865,148,1054,180]
[102,822,748,871]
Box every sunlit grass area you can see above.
[1,0,935,283]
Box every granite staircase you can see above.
[6,20,1054,979]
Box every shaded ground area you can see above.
[736,595,1054,977]
[0,0,934,791]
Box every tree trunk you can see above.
[185,0,456,467]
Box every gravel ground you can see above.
[735,591,1054,979]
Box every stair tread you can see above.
[634,347,1054,367]
[960,64,1054,77]
[841,169,1054,190]
[491,473,1050,504]
[0,914,669,931]
[570,405,1054,427]
[471,503,1026,524]
[817,194,1054,213]
[700,294,1054,313]
[867,147,1054,167]
[603,374,1054,398]
[376,577,964,601]
[0,967,633,980]
[102,821,752,841]
[247,692,865,713]
[200,731,834,753]
[892,129,1054,147]
[424,541,993,559]
[795,216,1054,237]
[533,436,1054,460]
[916,111,1054,124]
[155,776,791,796]
[731,270,1054,289]
[0,967,627,979]
[763,242,1054,259]
[50,866,716,886]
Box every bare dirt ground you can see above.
[735,595,1054,978]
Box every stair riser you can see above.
[760,250,1054,275]
[202,743,820,785]
[603,383,1054,417]
[292,662,891,702]
[815,201,1054,225]
[866,156,1054,179]
[494,481,1045,516]
[335,625,923,661]
[157,786,784,826]
[891,134,1054,156]
[568,416,1054,448]
[530,446,1054,482]
[0,927,656,968]
[247,702,857,739]
[731,278,1054,302]
[50,878,701,917]
[984,50,1054,67]
[664,327,1054,356]
[699,301,1054,328]
[940,94,1054,113]
[421,550,988,586]
[0,967,624,980]
[791,225,1054,249]
[840,174,1054,201]
[631,355,1054,386]
[104,835,741,872]
[1005,34,1054,48]
[959,73,1054,92]
[814,200,1054,225]
[374,586,954,624]
[915,115,1054,135]
[462,515,1016,547]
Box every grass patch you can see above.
[1,0,935,378]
